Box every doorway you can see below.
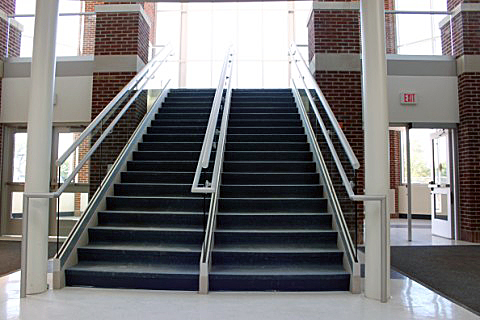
[389,124,458,241]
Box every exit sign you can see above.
[401,92,417,105]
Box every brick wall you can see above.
[448,0,480,11]
[95,11,149,63]
[83,1,155,56]
[389,130,401,217]
[457,72,480,242]
[0,0,14,15]
[384,0,397,54]
[89,72,147,196]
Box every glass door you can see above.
[429,129,453,239]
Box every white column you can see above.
[23,0,59,295]
[360,0,390,301]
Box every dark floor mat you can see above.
[391,245,480,316]
[0,241,59,277]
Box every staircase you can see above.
[65,88,349,292]
[65,89,215,290]
[208,89,350,291]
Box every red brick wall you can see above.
[89,72,147,196]
[385,0,397,54]
[83,1,155,56]
[448,0,480,11]
[457,72,480,242]
[308,9,361,61]
[95,11,149,63]
[389,130,401,217]
[0,0,15,15]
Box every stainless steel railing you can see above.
[20,45,173,298]
[191,47,234,293]
[289,43,388,302]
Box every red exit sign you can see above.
[401,92,417,105]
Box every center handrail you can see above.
[192,47,234,193]
[289,43,388,302]
[191,47,234,294]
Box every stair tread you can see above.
[81,243,201,252]
[210,264,348,276]
[213,243,340,253]
[99,210,203,215]
[215,229,334,233]
[91,226,204,232]
[68,261,199,275]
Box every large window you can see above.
[394,0,448,55]
[156,1,312,88]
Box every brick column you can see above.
[445,0,480,242]
[384,0,397,54]
[89,3,150,197]
[389,130,401,218]
[308,1,364,244]
[83,1,156,56]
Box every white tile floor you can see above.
[0,220,478,320]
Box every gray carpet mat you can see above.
[391,245,480,316]
[0,241,58,277]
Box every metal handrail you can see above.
[20,49,173,298]
[56,44,172,167]
[194,48,234,294]
[192,47,234,193]
[290,45,388,302]
[289,43,359,170]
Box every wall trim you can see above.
[3,57,94,78]
[93,55,146,73]
[456,55,480,75]
[0,9,24,31]
[312,2,360,11]
[440,3,480,28]
[311,53,361,72]
[94,4,151,27]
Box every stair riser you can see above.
[78,249,201,265]
[228,127,304,134]
[138,142,202,151]
[220,185,323,198]
[89,228,204,245]
[164,97,214,103]
[231,97,294,103]
[151,119,211,127]
[230,108,296,113]
[219,198,327,213]
[228,134,306,142]
[114,184,201,197]
[217,214,332,229]
[214,232,337,245]
[229,120,301,127]
[155,113,210,120]
[159,107,212,113]
[132,152,200,161]
[212,252,343,266]
[208,275,349,292]
[224,152,311,161]
[148,126,207,134]
[142,134,205,142]
[127,161,200,171]
[121,172,208,184]
[226,143,309,152]
[221,173,319,185]
[223,162,316,173]
[98,212,204,228]
[66,271,199,291]
[107,197,210,212]
[229,114,299,120]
